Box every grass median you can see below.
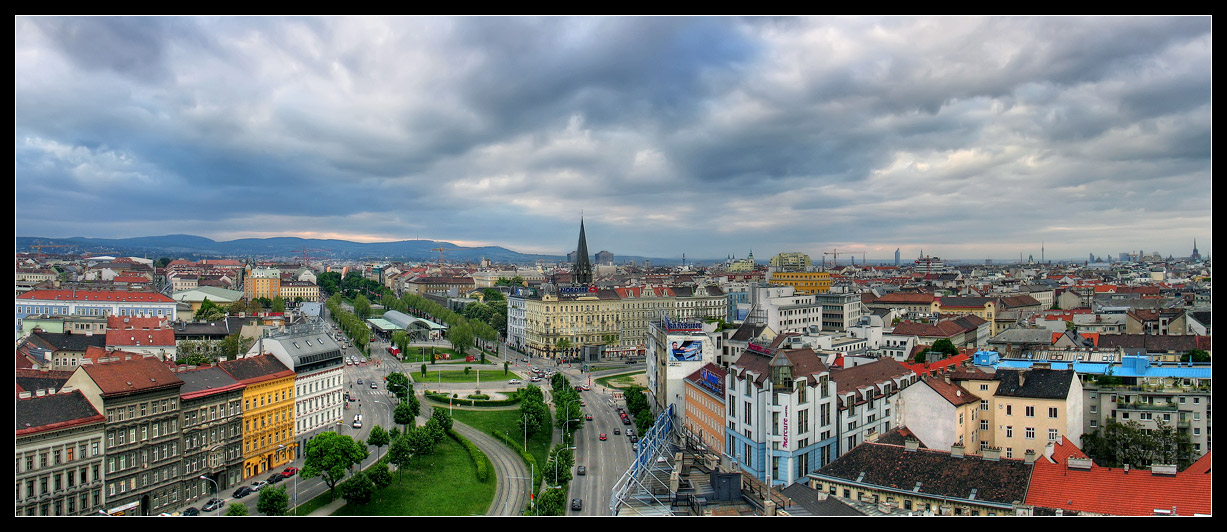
[332,436,495,516]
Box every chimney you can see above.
[1043,441,1055,462]
[982,447,1001,461]
[1151,464,1178,477]
[1024,449,1037,464]
[904,438,919,452]
[951,444,965,458]
[1124,464,1130,474]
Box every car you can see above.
[509,379,522,385]
[182,507,200,516]
[577,465,586,476]
[282,466,299,477]
[574,385,583,392]
[267,473,284,485]
[585,414,593,421]
[630,435,638,443]
[613,428,620,435]
[599,433,607,441]
[357,378,364,385]
[626,359,637,364]
[571,499,583,511]
[251,480,268,491]
[582,384,591,391]
[370,382,378,390]
[622,417,632,425]
[201,498,224,512]
[626,429,635,437]
[580,401,586,407]
[233,486,253,498]
[349,394,357,402]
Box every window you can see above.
[980,400,989,411]
[980,384,989,391]
[1048,407,1058,418]
[1006,405,1012,416]
[1005,447,1013,459]
[980,420,989,432]
[1006,426,1013,438]
[1025,406,1035,417]
[1048,428,1059,441]
[1025,427,1035,440]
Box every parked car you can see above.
[202,498,224,512]
[182,507,200,516]
[267,473,284,485]
[251,480,268,491]
[577,465,587,476]
[571,499,583,511]
[233,486,253,498]
[282,466,299,477]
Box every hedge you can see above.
[448,429,491,483]
[423,391,521,407]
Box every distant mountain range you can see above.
[14,234,675,266]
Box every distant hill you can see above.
[15,234,572,265]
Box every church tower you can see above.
[574,218,593,285]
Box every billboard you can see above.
[669,339,704,362]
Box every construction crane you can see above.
[28,240,72,260]
[430,247,447,265]
[823,249,842,270]
[294,246,328,266]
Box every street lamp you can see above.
[199,476,219,516]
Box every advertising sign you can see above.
[746,342,772,355]
[670,339,703,361]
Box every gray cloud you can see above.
[14,16,1212,261]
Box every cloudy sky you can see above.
[15,16,1212,262]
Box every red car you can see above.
[585,414,593,421]
[281,467,299,478]
[599,433,607,441]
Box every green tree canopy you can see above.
[225,502,249,516]
[367,425,391,459]
[931,338,959,356]
[394,400,418,432]
[301,432,370,501]
[1182,349,1211,363]
[339,471,376,505]
[353,294,372,320]
[256,485,289,516]
[369,462,393,489]
[1081,419,1195,470]
[195,297,225,322]
[271,296,286,313]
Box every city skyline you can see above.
[15,17,1212,260]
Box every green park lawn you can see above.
[420,369,514,384]
[333,437,495,516]
[450,408,553,479]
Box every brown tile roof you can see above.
[81,356,184,397]
[218,355,295,384]
[873,292,936,304]
[732,349,829,388]
[922,376,981,407]
[830,358,914,395]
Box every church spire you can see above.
[574,217,593,285]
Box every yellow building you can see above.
[768,252,812,271]
[933,297,999,335]
[768,271,832,294]
[278,280,320,302]
[219,355,298,479]
[953,366,1082,459]
[243,267,282,301]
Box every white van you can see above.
[352,414,363,429]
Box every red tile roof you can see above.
[1026,438,1212,516]
[921,376,981,407]
[18,289,174,303]
[106,327,176,347]
[80,355,184,396]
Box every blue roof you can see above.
[993,359,1211,379]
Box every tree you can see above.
[386,372,411,402]
[353,295,372,320]
[271,296,286,313]
[369,463,393,489]
[225,502,249,516]
[534,487,568,516]
[301,432,369,501]
[195,297,225,322]
[219,333,252,360]
[449,323,474,355]
[156,257,172,268]
[227,299,249,315]
[430,408,453,433]
[339,471,376,505]
[424,417,446,446]
[257,485,289,516]
[931,339,959,356]
[405,425,437,464]
[367,425,390,459]
[504,361,510,375]
[1082,419,1195,470]
[421,362,428,378]
[913,349,928,364]
[388,433,413,473]
[1181,349,1211,363]
[394,400,418,433]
